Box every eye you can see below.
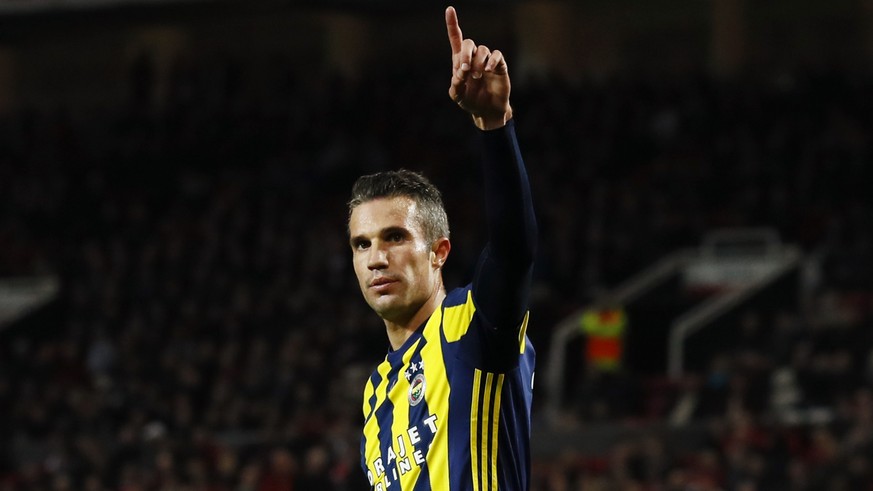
[352,239,370,251]
[388,232,404,242]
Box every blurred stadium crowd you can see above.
[1,52,873,490]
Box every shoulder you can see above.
[444,285,473,309]
[439,285,475,344]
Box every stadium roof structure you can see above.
[0,0,516,16]
[0,0,211,14]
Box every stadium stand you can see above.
[1,7,873,490]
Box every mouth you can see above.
[369,276,397,292]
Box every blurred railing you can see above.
[544,228,807,424]
[0,275,59,331]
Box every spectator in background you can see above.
[3,22,873,490]
[257,448,295,491]
[579,291,627,373]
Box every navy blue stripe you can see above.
[360,430,368,484]
[375,360,405,488]
[476,371,487,491]
[487,375,500,490]
[366,371,382,422]
[374,396,395,486]
[407,335,431,491]
[411,461,431,491]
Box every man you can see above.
[348,6,537,490]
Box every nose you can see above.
[367,243,388,270]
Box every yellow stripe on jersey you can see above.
[420,307,451,490]
[480,372,493,490]
[391,339,421,488]
[470,370,504,491]
[490,374,504,491]
[362,360,395,478]
[362,377,376,420]
[470,370,482,491]
[442,291,476,342]
[519,311,530,354]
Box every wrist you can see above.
[472,106,513,131]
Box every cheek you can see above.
[410,254,435,281]
[352,256,368,283]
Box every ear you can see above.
[431,237,451,269]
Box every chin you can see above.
[368,296,396,313]
[371,300,410,323]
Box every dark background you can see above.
[1,1,872,489]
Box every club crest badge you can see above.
[408,373,426,406]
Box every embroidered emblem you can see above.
[408,373,426,406]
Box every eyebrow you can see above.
[381,226,411,238]
[349,226,411,247]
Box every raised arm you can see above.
[446,6,537,332]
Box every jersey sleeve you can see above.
[466,119,537,366]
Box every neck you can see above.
[385,285,446,351]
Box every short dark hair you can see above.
[348,169,450,244]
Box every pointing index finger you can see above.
[446,6,463,55]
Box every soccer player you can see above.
[348,6,537,490]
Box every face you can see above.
[349,196,446,324]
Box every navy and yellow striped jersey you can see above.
[360,286,535,491]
